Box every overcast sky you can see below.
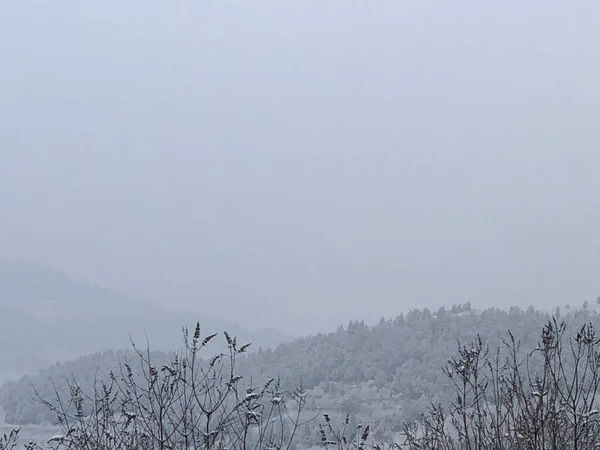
[1,1,599,336]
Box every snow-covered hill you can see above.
[0,258,292,373]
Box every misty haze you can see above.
[1,1,599,449]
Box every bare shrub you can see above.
[318,413,400,450]
[33,323,310,450]
[0,427,20,450]
[403,318,600,450]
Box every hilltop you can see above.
[0,258,292,373]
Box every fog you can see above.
[1,1,599,336]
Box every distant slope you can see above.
[0,258,154,319]
[0,258,292,372]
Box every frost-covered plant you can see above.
[403,318,600,450]
[318,413,400,450]
[34,323,309,450]
[0,427,20,450]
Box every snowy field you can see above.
[0,371,59,447]
[0,420,60,448]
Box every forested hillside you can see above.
[2,302,596,445]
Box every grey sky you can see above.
[1,1,599,335]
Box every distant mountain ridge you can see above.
[0,257,292,372]
[0,257,158,319]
